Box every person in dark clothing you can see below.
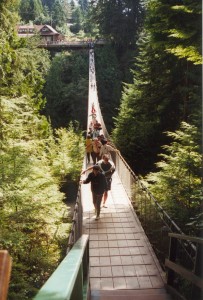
[81,155,115,208]
[81,165,107,220]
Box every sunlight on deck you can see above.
[81,171,166,293]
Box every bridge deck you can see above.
[81,170,171,299]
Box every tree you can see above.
[146,0,201,65]
[94,46,122,131]
[19,0,45,23]
[112,0,202,174]
[78,0,89,12]
[145,122,202,235]
[70,6,83,34]
[43,51,89,129]
[89,0,143,49]
[41,0,55,10]
[0,2,84,298]
[0,96,84,298]
[51,0,67,28]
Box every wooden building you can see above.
[16,24,64,43]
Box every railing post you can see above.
[167,236,177,286]
[194,243,202,277]
[0,250,12,300]
[192,243,203,299]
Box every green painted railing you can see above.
[34,235,89,300]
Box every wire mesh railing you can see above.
[110,151,197,268]
[66,184,83,254]
[110,150,203,300]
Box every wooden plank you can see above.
[82,172,167,298]
[0,250,12,300]
[165,259,203,289]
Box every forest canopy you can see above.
[0,1,84,298]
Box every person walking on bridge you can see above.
[97,155,115,207]
[81,155,115,208]
[81,165,107,220]
[99,139,119,158]
[85,134,93,164]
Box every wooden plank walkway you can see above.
[81,170,172,300]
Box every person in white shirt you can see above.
[99,139,119,158]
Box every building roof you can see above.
[17,24,60,36]
[41,24,58,34]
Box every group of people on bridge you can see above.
[81,102,119,220]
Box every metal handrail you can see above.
[110,150,197,267]
[34,235,89,300]
[66,183,84,255]
[166,233,203,300]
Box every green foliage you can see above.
[112,3,201,173]
[0,5,50,109]
[94,46,122,131]
[43,51,89,129]
[51,0,67,28]
[70,6,83,34]
[0,95,69,299]
[146,0,201,65]
[19,0,71,31]
[78,0,89,12]
[0,2,84,298]
[0,96,84,298]
[89,0,144,49]
[19,0,45,23]
[49,123,85,181]
[145,122,202,234]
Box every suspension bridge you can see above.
[1,48,202,300]
[38,39,106,51]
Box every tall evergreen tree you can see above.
[112,0,202,174]
[89,0,143,49]
[51,0,67,27]
[41,0,55,10]
[19,0,45,23]
[43,51,89,129]
[94,46,122,131]
[146,0,201,65]
[145,122,202,235]
[0,1,84,298]
[70,5,83,33]
[78,0,88,12]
